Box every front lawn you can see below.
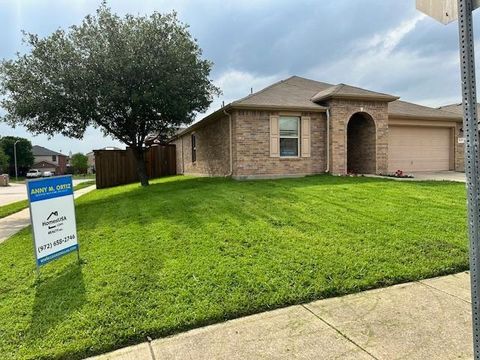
[0,175,468,359]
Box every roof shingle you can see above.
[389,100,461,120]
[32,145,65,157]
[232,76,331,110]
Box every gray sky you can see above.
[0,0,477,154]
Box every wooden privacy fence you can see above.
[94,145,176,189]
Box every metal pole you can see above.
[457,0,480,358]
[14,140,19,182]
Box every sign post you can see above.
[416,0,480,358]
[27,175,79,272]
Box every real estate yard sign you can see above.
[27,175,79,268]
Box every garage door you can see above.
[388,126,451,172]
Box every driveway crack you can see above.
[301,304,379,360]
[147,336,156,360]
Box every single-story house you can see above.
[32,145,68,175]
[171,76,464,179]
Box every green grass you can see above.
[0,199,29,219]
[0,175,468,359]
[0,181,96,219]
[72,174,96,180]
[9,176,26,183]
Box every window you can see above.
[191,134,196,162]
[52,155,57,162]
[279,116,299,157]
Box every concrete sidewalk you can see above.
[86,271,473,360]
[0,184,96,244]
[0,178,92,206]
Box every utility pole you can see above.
[457,1,480,357]
[14,139,20,182]
[416,1,480,358]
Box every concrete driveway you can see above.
[0,178,91,206]
[410,171,466,182]
[369,171,466,183]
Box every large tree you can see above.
[0,3,220,186]
[0,136,34,175]
[71,153,88,174]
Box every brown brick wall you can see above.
[174,115,231,176]
[327,99,389,175]
[232,109,327,178]
[172,102,464,179]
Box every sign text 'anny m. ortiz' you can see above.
[27,175,79,268]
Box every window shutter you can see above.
[270,115,280,157]
[301,116,311,157]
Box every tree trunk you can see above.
[132,146,149,187]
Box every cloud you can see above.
[305,12,465,107]
[363,14,426,54]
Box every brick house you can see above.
[171,76,464,179]
[32,145,68,175]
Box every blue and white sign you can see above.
[27,175,78,266]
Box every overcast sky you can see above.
[0,0,478,154]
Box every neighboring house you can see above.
[31,145,68,175]
[86,151,95,174]
[171,76,464,179]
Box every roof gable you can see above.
[311,83,399,103]
[33,161,57,167]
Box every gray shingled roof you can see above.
[231,76,331,110]
[439,103,480,118]
[32,145,65,156]
[389,100,462,120]
[311,83,399,102]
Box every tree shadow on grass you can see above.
[27,264,85,342]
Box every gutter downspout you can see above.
[181,136,184,174]
[223,109,233,176]
[326,108,330,173]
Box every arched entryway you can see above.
[347,112,376,174]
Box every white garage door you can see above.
[388,126,451,172]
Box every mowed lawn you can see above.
[0,175,468,359]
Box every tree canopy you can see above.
[0,136,34,175]
[70,153,88,174]
[0,3,220,185]
[0,147,9,174]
